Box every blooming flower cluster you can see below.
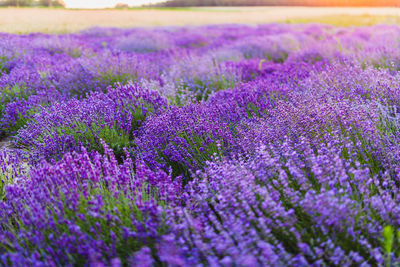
[15,83,167,162]
[1,24,400,266]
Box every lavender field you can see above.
[1,23,400,266]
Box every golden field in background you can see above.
[1,7,400,33]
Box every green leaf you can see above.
[383,225,394,267]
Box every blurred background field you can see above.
[1,7,400,33]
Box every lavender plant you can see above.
[0,142,182,266]
[15,83,167,162]
[1,24,400,266]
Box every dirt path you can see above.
[0,7,400,33]
[0,137,12,150]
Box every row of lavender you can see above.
[1,24,400,266]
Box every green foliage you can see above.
[311,117,389,179]
[0,84,57,136]
[383,225,394,267]
[4,107,40,135]
[37,120,133,161]
[0,84,33,136]
[4,177,167,265]
[0,55,11,75]
[251,146,380,265]
[0,84,30,110]
[0,167,13,201]
[159,132,224,179]
[382,225,400,266]
[0,156,25,201]
[175,75,237,104]
[51,186,150,265]
[98,71,134,90]
[0,0,65,7]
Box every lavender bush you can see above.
[1,24,400,266]
[15,83,167,162]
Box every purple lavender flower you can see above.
[15,83,167,162]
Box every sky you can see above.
[64,0,165,8]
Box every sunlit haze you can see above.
[64,0,165,8]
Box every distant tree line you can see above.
[153,0,400,7]
[0,0,65,7]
